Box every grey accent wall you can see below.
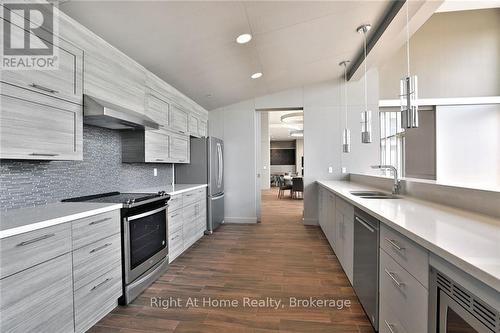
[0,125,173,211]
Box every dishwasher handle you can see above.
[355,216,375,233]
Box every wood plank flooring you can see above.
[89,188,374,333]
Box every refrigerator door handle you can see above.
[211,194,224,200]
[219,143,223,187]
[217,143,222,188]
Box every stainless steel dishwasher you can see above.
[353,207,380,330]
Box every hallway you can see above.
[89,188,374,333]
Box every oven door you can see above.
[439,290,491,333]
[123,205,168,284]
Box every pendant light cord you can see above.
[344,64,348,128]
[363,30,368,110]
[406,0,410,77]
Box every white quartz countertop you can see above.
[131,184,207,196]
[317,180,500,292]
[0,202,122,239]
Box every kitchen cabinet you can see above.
[0,16,83,105]
[199,120,208,137]
[0,209,122,333]
[169,131,190,163]
[0,83,83,161]
[318,187,336,250]
[145,92,170,128]
[170,105,189,134]
[189,114,200,137]
[168,187,207,263]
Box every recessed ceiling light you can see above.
[251,72,263,79]
[290,129,304,137]
[236,33,252,44]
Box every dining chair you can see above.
[291,177,304,199]
[278,175,293,199]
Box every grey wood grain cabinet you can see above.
[199,120,208,137]
[169,131,190,163]
[0,253,74,333]
[0,83,83,161]
[0,16,83,105]
[122,129,170,163]
[145,92,170,127]
[189,113,200,137]
[170,105,189,134]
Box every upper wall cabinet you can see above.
[0,83,83,160]
[189,114,200,138]
[1,12,83,106]
[58,14,146,114]
[145,92,170,128]
[170,105,189,134]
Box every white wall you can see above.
[209,99,258,223]
[209,68,380,225]
[260,112,270,189]
[436,104,500,189]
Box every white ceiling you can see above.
[60,1,390,110]
[436,0,500,13]
[268,110,303,141]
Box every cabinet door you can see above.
[342,214,354,284]
[327,193,337,250]
[170,105,188,134]
[199,120,208,137]
[0,253,74,333]
[0,17,83,105]
[318,189,326,230]
[0,83,83,160]
[169,132,189,163]
[335,211,345,265]
[189,114,200,137]
[144,130,169,163]
[146,93,169,128]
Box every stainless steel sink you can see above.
[350,191,400,199]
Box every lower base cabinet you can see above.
[0,253,74,333]
[0,209,122,333]
[169,187,207,263]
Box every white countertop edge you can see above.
[168,184,207,196]
[316,180,500,292]
[0,204,122,239]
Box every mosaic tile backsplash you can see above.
[0,125,173,210]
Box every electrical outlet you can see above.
[153,168,158,177]
[328,166,333,174]
[341,167,347,174]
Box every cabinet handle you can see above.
[89,243,112,254]
[89,217,112,225]
[90,277,112,291]
[178,159,185,162]
[171,213,180,218]
[29,83,59,94]
[155,159,165,161]
[29,153,59,157]
[384,320,397,333]
[385,238,405,252]
[384,269,405,288]
[172,234,181,240]
[17,233,55,246]
[355,216,375,233]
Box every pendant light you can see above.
[339,60,351,153]
[400,1,419,128]
[357,24,372,143]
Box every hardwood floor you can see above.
[89,188,374,333]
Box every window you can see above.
[379,109,405,177]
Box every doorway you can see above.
[255,108,304,224]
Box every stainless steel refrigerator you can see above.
[175,137,224,233]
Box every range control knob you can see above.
[158,191,166,196]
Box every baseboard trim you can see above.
[224,217,258,224]
[303,218,318,226]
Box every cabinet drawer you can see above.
[74,264,122,333]
[0,17,83,104]
[381,225,429,287]
[195,187,206,201]
[0,83,83,161]
[335,196,353,217]
[0,253,74,333]
[183,190,199,207]
[379,298,409,333]
[168,209,183,232]
[72,233,121,290]
[169,194,183,212]
[72,210,120,249]
[0,223,71,279]
[379,250,428,333]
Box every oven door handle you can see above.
[126,205,167,221]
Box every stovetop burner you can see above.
[62,191,169,207]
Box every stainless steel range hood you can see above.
[83,95,159,130]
